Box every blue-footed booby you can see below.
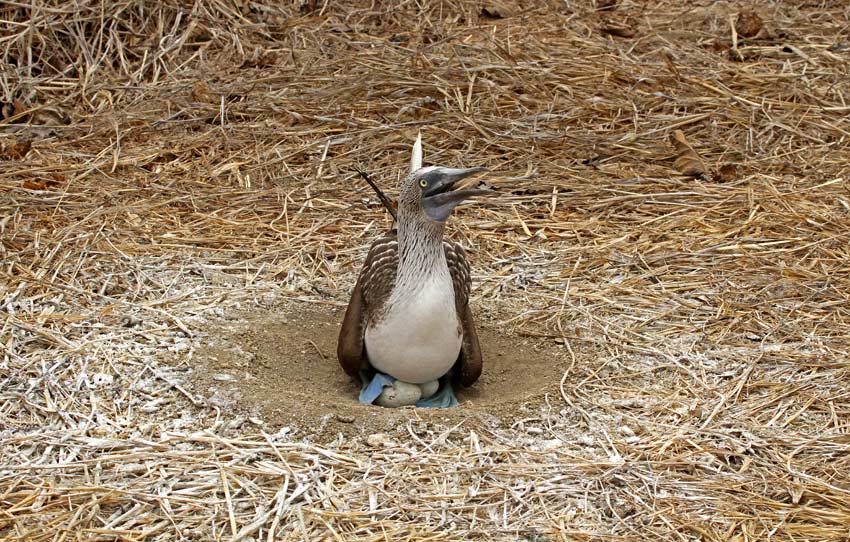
[338,144,491,408]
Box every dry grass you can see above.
[2,0,850,540]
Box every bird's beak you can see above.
[421,166,493,222]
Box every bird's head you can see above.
[399,166,492,224]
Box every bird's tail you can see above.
[410,130,422,172]
[356,131,423,224]
[355,168,397,222]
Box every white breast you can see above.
[364,275,462,384]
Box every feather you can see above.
[355,167,397,221]
[337,231,482,386]
[410,131,423,172]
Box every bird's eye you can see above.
[419,179,428,188]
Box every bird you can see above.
[337,139,492,408]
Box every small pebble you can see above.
[366,433,388,447]
[577,434,595,446]
[618,425,636,437]
[141,399,165,413]
[122,315,142,328]
[92,373,114,387]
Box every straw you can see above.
[2,1,849,540]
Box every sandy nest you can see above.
[2,1,849,540]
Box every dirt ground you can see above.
[190,302,570,438]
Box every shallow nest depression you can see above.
[2,1,850,540]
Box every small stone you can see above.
[122,315,142,328]
[735,9,763,39]
[577,434,595,447]
[225,417,246,431]
[213,373,235,382]
[366,433,390,447]
[336,414,355,423]
[271,427,291,440]
[140,399,164,413]
[91,373,114,387]
[618,425,635,437]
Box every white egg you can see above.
[419,380,440,398]
[376,380,422,408]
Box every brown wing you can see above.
[337,232,398,378]
[444,240,483,387]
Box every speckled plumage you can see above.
[337,168,484,389]
[336,230,482,387]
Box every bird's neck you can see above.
[393,214,447,298]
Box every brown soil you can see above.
[190,302,570,438]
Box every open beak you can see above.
[421,166,493,222]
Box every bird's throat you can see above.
[393,217,447,300]
[366,216,461,383]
